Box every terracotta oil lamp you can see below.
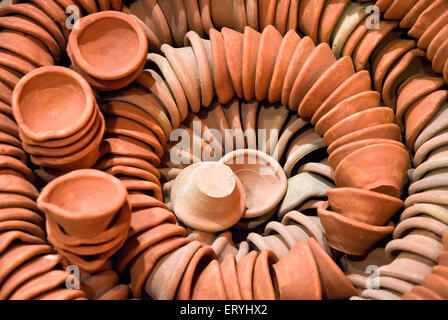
[37,169,128,238]
[171,162,246,232]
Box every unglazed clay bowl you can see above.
[171,162,246,232]
[334,143,410,198]
[12,66,95,142]
[328,138,405,169]
[68,11,147,81]
[327,187,404,226]
[220,149,287,218]
[272,241,321,300]
[307,237,357,300]
[317,201,394,256]
[37,169,127,238]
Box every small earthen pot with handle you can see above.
[37,169,128,238]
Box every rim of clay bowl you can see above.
[220,149,287,218]
[70,11,147,81]
[12,66,95,142]
[37,169,127,223]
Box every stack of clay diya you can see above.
[0,2,60,108]
[350,73,448,299]
[67,11,148,91]
[12,66,104,172]
[37,169,131,273]
[368,0,448,85]
[403,233,448,299]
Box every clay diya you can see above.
[242,27,261,101]
[418,10,448,50]
[331,1,370,58]
[307,238,357,300]
[385,232,443,263]
[319,0,350,44]
[268,30,301,103]
[171,162,246,232]
[397,75,445,131]
[414,104,448,152]
[0,15,62,62]
[176,246,216,300]
[255,25,283,102]
[257,103,289,155]
[144,241,202,300]
[246,233,289,260]
[37,169,127,238]
[220,254,242,299]
[210,28,235,104]
[334,143,410,198]
[408,0,448,39]
[184,32,213,107]
[220,149,287,219]
[281,36,315,107]
[253,249,278,300]
[0,30,54,67]
[318,202,394,255]
[315,91,380,136]
[191,259,227,300]
[327,123,402,155]
[278,172,333,218]
[0,3,66,51]
[393,216,448,239]
[147,53,189,121]
[372,38,416,94]
[324,107,395,146]
[299,0,325,43]
[272,242,322,300]
[353,20,398,71]
[126,0,172,45]
[236,250,258,300]
[299,56,355,120]
[284,129,326,177]
[222,28,244,98]
[161,44,201,112]
[329,138,405,169]
[117,222,186,276]
[292,43,337,113]
[67,11,147,89]
[12,66,94,142]
[405,90,448,150]
[327,188,404,226]
[382,48,425,109]
[311,70,372,125]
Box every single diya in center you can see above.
[220,149,287,220]
[170,149,287,232]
